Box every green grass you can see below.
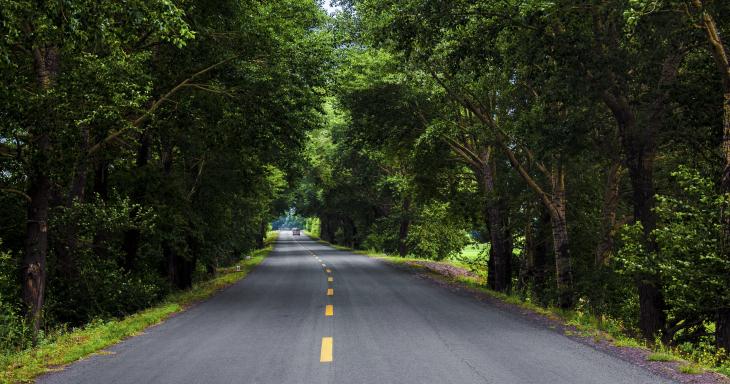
[0,232,277,384]
[647,352,678,362]
[613,337,644,348]
[717,364,730,377]
[450,243,488,261]
[678,364,703,374]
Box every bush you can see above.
[0,245,32,352]
[617,166,730,364]
[363,215,401,253]
[407,202,470,260]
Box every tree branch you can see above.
[88,56,238,155]
[1,188,32,203]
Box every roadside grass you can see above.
[0,232,277,384]
[648,352,678,362]
[305,233,730,379]
[679,364,703,374]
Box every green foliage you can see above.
[303,0,730,375]
[618,167,730,344]
[652,168,730,317]
[448,243,490,276]
[0,0,330,357]
[647,352,677,362]
[304,217,321,238]
[0,246,30,352]
[407,202,471,260]
[0,237,273,383]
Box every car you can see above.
[292,228,300,236]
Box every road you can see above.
[39,232,674,384]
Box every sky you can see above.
[321,1,341,14]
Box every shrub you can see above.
[407,202,470,260]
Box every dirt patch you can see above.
[406,260,480,279]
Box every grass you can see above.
[306,233,730,379]
[457,243,488,259]
[647,352,678,362]
[678,364,703,374]
[0,232,277,384]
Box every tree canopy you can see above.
[1,0,730,374]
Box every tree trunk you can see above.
[595,161,621,266]
[257,220,266,249]
[23,161,50,343]
[520,207,551,303]
[603,89,666,338]
[22,46,59,342]
[345,216,357,248]
[398,198,411,257]
[718,308,730,352]
[164,242,193,290]
[160,142,194,288]
[623,123,667,338]
[723,90,730,197]
[518,220,532,292]
[435,72,569,305]
[481,160,512,292]
[718,92,730,352]
[692,0,730,351]
[549,170,573,308]
[122,131,151,271]
[93,159,109,200]
[322,214,336,243]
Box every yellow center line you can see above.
[325,304,333,316]
[320,337,333,362]
[327,288,333,296]
[328,277,333,282]
[326,268,331,273]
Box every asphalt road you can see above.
[39,232,675,384]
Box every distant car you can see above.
[292,228,301,236]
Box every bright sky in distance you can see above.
[322,1,341,14]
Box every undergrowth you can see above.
[0,232,277,384]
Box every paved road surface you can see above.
[39,232,674,384]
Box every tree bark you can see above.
[602,89,666,339]
[256,220,266,249]
[719,91,730,352]
[718,308,730,352]
[345,216,357,248]
[549,169,573,308]
[434,71,572,306]
[481,158,512,292]
[322,214,336,243]
[164,242,193,290]
[23,158,50,343]
[22,45,59,342]
[691,0,730,352]
[398,198,411,257]
[160,142,194,289]
[443,138,513,292]
[534,208,551,304]
[595,161,621,266]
